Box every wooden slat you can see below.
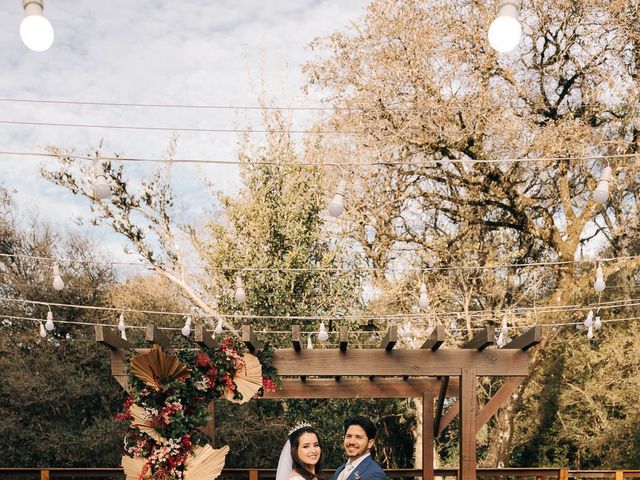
[145,324,170,348]
[262,377,461,399]
[421,325,445,351]
[475,377,525,432]
[463,326,495,351]
[194,325,215,350]
[459,368,477,480]
[339,326,348,352]
[111,349,129,391]
[437,399,459,436]
[380,326,398,351]
[242,325,262,352]
[95,325,132,350]
[272,349,528,376]
[423,393,434,480]
[433,376,449,436]
[291,325,301,352]
[504,326,542,351]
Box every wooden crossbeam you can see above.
[146,324,170,348]
[95,325,132,350]
[463,326,495,351]
[339,326,348,352]
[291,325,301,352]
[504,326,542,351]
[475,376,526,432]
[437,398,459,436]
[421,325,445,351]
[380,326,397,351]
[433,376,449,436]
[194,325,215,350]
[242,325,262,352]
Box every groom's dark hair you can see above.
[344,416,377,440]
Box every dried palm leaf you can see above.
[224,353,262,404]
[131,345,190,390]
[122,455,149,480]
[184,444,230,480]
[130,404,167,444]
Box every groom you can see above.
[333,416,387,480]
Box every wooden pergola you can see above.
[96,323,540,480]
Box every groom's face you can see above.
[343,424,374,460]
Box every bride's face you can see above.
[297,432,321,466]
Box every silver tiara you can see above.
[288,421,312,436]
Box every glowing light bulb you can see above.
[93,174,111,200]
[45,309,54,331]
[418,283,429,310]
[39,322,47,337]
[117,313,126,332]
[20,1,54,52]
[181,316,192,337]
[318,322,329,342]
[593,167,612,204]
[328,180,346,218]
[52,263,64,291]
[214,319,223,335]
[584,310,593,328]
[488,1,522,53]
[307,335,313,349]
[234,276,246,304]
[594,263,606,293]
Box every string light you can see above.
[45,307,54,331]
[234,276,246,304]
[488,0,522,53]
[328,179,346,218]
[497,315,509,347]
[93,173,111,200]
[593,166,612,204]
[117,312,126,332]
[594,263,606,293]
[418,283,429,310]
[39,322,47,337]
[20,0,54,52]
[181,316,192,337]
[594,315,602,329]
[318,322,329,342]
[214,319,223,335]
[307,335,313,349]
[584,310,594,329]
[52,263,64,291]
[587,324,594,339]
[450,315,458,332]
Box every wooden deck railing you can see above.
[1,468,639,480]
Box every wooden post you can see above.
[40,469,49,480]
[249,469,259,480]
[423,393,435,480]
[339,326,348,352]
[559,468,569,480]
[459,368,476,480]
[614,472,623,480]
[292,325,301,352]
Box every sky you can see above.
[0,0,370,262]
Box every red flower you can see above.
[196,351,213,368]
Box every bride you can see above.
[276,422,323,480]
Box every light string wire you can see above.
[0,149,637,167]
[2,295,639,322]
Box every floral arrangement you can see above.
[116,337,279,480]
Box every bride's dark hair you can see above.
[289,425,323,480]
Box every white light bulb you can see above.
[39,322,47,337]
[52,264,64,291]
[592,167,612,204]
[117,313,126,332]
[584,310,593,328]
[20,2,54,53]
[93,174,111,200]
[587,325,594,339]
[328,180,346,218]
[501,316,509,335]
[594,316,602,329]
[488,2,522,53]
[45,310,54,331]
[214,319,223,335]
[307,335,313,349]
[497,331,506,347]
[120,329,127,341]
[181,316,192,337]
[234,276,246,304]
[318,322,329,342]
[594,264,606,292]
[418,283,429,310]
[402,321,412,338]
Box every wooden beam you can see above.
[272,349,528,376]
[504,326,542,351]
[242,325,262,353]
[421,325,445,351]
[463,326,495,351]
[437,399,459,436]
[459,368,477,480]
[380,326,397,351]
[475,377,526,432]
[194,325,215,350]
[291,325,301,352]
[146,324,170,349]
[95,325,132,350]
[433,376,450,436]
[423,393,434,480]
[111,348,129,391]
[339,326,348,352]
[262,377,461,399]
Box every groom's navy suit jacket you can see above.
[332,455,387,480]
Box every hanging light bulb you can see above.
[497,331,506,347]
[181,316,192,337]
[318,322,329,342]
[500,315,509,335]
[594,263,606,293]
[587,324,594,339]
[402,321,412,338]
[20,0,54,52]
[93,173,111,200]
[328,180,346,218]
[418,283,429,310]
[117,312,126,332]
[52,263,64,291]
[45,308,54,331]
[307,335,313,349]
[584,310,594,329]
[214,319,223,335]
[488,0,522,53]
[120,328,127,341]
[450,315,459,332]
[592,166,612,204]
[39,322,47,337]
[594,316,602,329]
[234,276,246,304]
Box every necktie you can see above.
[338,463,354,480]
